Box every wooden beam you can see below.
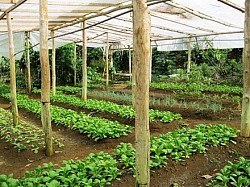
[25,31,31,93]
[39,0,53,156]
[187,37,192,73]
[52,0,167,31]
[165,1,243,29]
[105,32,109,89]
[0,0,27,21]
[51,30,56,96]
[128,45,132,81]
[81,21,87,101]
[73,42,77,86]
[241,0,250,137]
[150,12,218,34]
[7,13,19,125]
[217,0,245,13]
[133,0,151,186]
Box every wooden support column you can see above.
[187,37,192,73]
[73,43,77,86]
[7,13,19,125]
[129,45,132,81]
[241,0,250,137]
[149,44,152,82]
[51,31,56,96]
[133,0,151,186]
[105,33,109,89]
[82,21,87,100]
[40,0,53,156]
[25,32,32,93]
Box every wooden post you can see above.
[73,43,77,86]
[129,45,132,81]
[149,44,152,82]
[51,30,56,96]
[7,13,19,126]
[40,0,53,156]
[241,0,250,137]
[82,21,87,100]
[106,33,109,89]
[187,37,192,73]
[25,32,32,94]
[133,0,151,186]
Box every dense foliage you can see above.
[0,152,120,187]
[1,93,132,141]
[209,157,250,186]
[115,124,238,174]
[0,108,63,153]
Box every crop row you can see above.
[150,82,242,94]
[33,88,182,123]
[0,124,239,186]
[0,108,63,153]
[0,152,120,187]
[114,124,238,173]
[1,93,132,141]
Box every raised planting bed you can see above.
[0,152,120,187]
[114,124,238,174]
[0,108,63,153]
[1,93,132,141]
[32,89,182,123]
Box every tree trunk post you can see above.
[149,43,152,83]
[51,30,56,96]
[133,0,151,186]
[187,37,192,73]
[129,45,132,81]
[241,0,250,137]
[74,42,77,86]
[40,0,53,156]
[25,31,32,94]
[106,32,109,89]
[82,21,87,100]
[7,13,19,126]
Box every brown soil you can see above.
[0,88,249,187]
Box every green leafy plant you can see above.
[115,124,238,174]
[1,93,132,141]
[0,108,63,153]
[0,152,121,187]
[208,157,250,187]
[48,92,182,123]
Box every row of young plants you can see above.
[0,108,63,153]
[1,93,132,141]
[114,124,238,173]
[0,124,239,186]
[32,87,182,123]
[208,157,250,186]
[0,152,120,187]
[50,93,181,123]
[149,82,242,94]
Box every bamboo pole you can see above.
[105,32,109,89]
[187,37,192,73]
[73,42,77,86]
[82,21,87,100]
[7,13,19,126]
[128,45,132,81]
[51,30,56,96]
[241,0,250,137]
[133,0,151,186]
[25,32,32,93]
[39,0,53,156]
